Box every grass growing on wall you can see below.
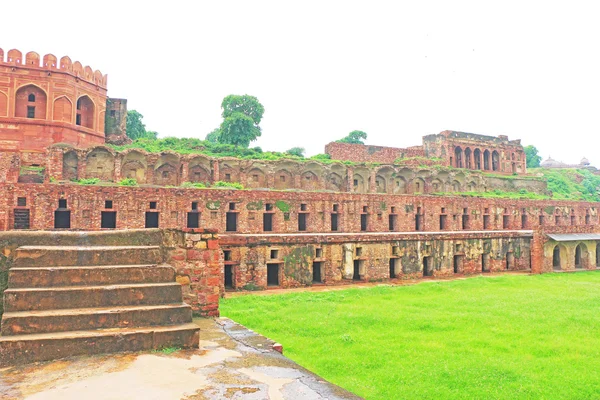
[222,273,600,400]
[530,168,600,202]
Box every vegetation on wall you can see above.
[532,168,600,202]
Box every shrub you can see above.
[212,181,244,190]
[181,181,207,188]
[78,178,100,185]
[118,178,138,186]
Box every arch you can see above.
[7,49,22,64]
[76,95,95,129]
[431,178,444,193]
[53,96,73,123]
[393,176,407,194]
[353,173,367,193]
[85,147,115,181]
[451,180,461,192]
[25,51,40,67]
[454,146,463,168]
[413,177,425,194]
[274,169,293,190]
[466,181,477,192]
[483,149,491,170]
[121,150,147,183]
[492,150,500,171]
[552,245,564,270]
[0,91,7,117]
[153,153,180,186]
[301,171,320,191]
[219,162,240,184]
[326,172,343,191]
[375,175,387,193]
[574,243,589,269]
[60,56,72,72]
[464,147,472,169]
[188,162,211,184]
[247,167,267,189]
[43,54,58,69]
[473,148,482,170]
[0,48,4,63]
[15,84,47,119]
[62,151,79,181]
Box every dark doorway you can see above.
[312,262,322,283]
[13,209,30,229]
[145,212,159,228]
[553,246,561,270]
[575,245,583,269]
[462,214,469,230]
[453,255,463,274]
[224,265,233,288]
[483,215,490,229]
[187,212,200,228]
[389,215,397,231]
[597,245,600,268]
[506,252,514,270]
[267,263,280,286]
[353,260,361,280]
[263,213,273,232]
[226,212,237,232]
[54,210,71,229]
[331,214,338,231]
[389,258,397,278]
[521,215,528,229]
[439,215,447,230]
[101,211,117,229]
[482,253,490,272]
[503,215,510,229]
[423,257,433,277]
[415,214,423,231]
[360,214,368,231]
[298,213,307,231]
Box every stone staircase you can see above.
[0,245,199,365]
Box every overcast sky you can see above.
[2,1,599,163]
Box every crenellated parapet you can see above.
[0,48,107,88]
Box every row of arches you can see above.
[59,147,488,194]
[551,242,600,270]
[0,48,106,86]
[453,146,524,173]
[6,85,97,130]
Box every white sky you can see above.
[2,1,599,163]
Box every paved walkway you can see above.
[0,318,361,400]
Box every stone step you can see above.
[1,303,192,336]
[14,246,162,268]
[0,323,200,366]
[8,265,175,288]
[4,283,183,312]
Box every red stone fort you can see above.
[0,47,598,364]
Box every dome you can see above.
[540,157,565,168]
[580,157,590,166]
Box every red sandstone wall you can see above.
[0,48,108,152]
[0,183,596,234]
[325,142,425,163]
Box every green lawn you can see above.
[221,273,600,399]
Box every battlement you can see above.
[0,48,107,88]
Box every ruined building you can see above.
[0,47,599,364]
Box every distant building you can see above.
[540,156,595,170]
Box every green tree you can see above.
[205,128,221,143]
[126,110,158,140]
[286,147,305,157]
[524,145,542,168]
[337,130,367,144]
[219,95,264,147]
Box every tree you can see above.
[219,95,264,147]
[524,145,542,168]
[126,110,158,140]
[205,128,221,143]
[286,147,305,157]
[337,130,367,144]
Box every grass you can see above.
[221,273,600,399]
[153,346,181,355]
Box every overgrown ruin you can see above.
[0,47,599,364]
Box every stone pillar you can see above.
[369,170,377,193]
[530,230,544,274]
[180,161,189,183]
[113,156,122,182]
[347,168,354,193]
[211,160,219,183]
[167,228,224,317]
